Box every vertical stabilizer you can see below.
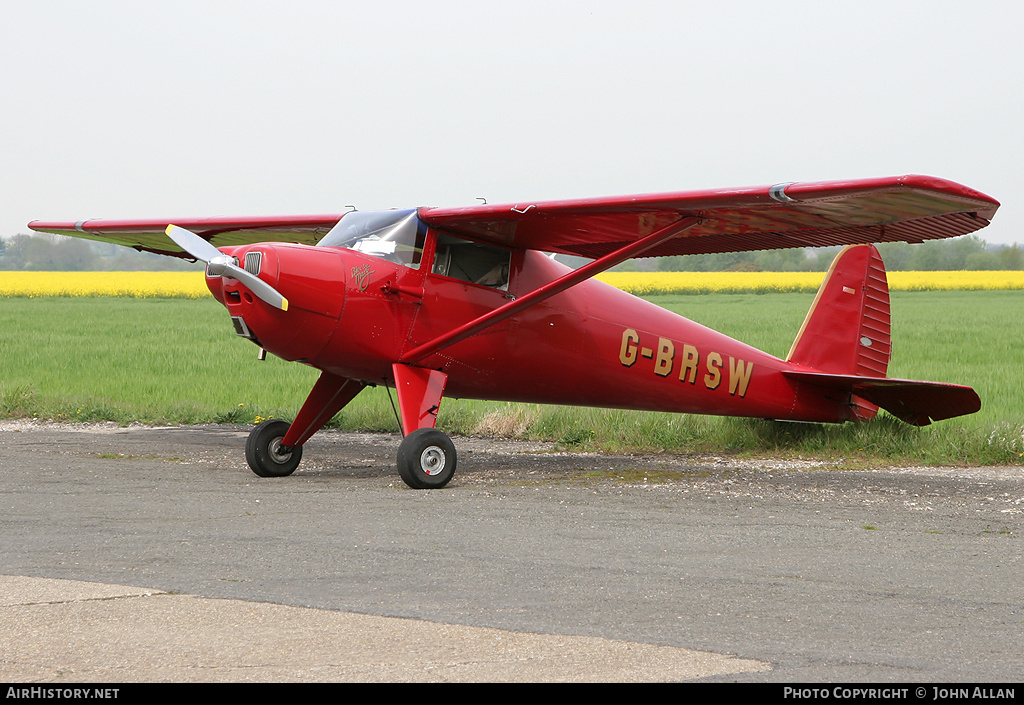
[786,245,891,421]
[787,244,891,377]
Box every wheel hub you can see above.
[269,438,293,464]
[419,446,446,476]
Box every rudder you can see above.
[787,244,891,378]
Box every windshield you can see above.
[317,209,425,269]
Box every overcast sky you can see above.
[3,0,1021,244]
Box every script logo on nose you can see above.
[351,264,373,292]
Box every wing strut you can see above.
[401,216,702,364]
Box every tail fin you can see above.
[787,244,891,378]
[783,244,980,425]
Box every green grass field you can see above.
[1,292,1021,466]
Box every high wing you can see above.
[27,214,345,258]
[29,175,999,260]
[418,175,999,259]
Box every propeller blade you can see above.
[165,224,222,263]
[221,261,289,311]
[166,224,289,311]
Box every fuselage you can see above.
[206,228,853,425]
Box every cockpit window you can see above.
[432,234,511,290]
[317,209,425,269]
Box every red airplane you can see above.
[30,175,999,488]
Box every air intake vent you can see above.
[244,251,262,276]
[231,316,257,341]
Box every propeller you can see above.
[165,224,289,311]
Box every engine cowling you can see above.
[207,243,346,363]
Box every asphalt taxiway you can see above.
[1,421,1020,682]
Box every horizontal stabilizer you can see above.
[783,370,980,426]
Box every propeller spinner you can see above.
[165,225,289,311]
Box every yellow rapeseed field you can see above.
[2,270,1023,298]
[597,270,1024,295]
[886,271,1024,291]
[0,271,209,298]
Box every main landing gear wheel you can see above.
[397,428,457,489]
[246,419,303,477]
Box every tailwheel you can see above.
[397,428,457,489]
[246,419,303,477]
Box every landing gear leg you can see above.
[392,364,455,489]
[397,428,457,489]
[245,372,364,479]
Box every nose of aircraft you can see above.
[206,242,347,363]
[166,225,289,310]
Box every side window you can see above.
[432,234,511,291]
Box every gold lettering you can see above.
[619,329,639,366]
[654,338,674,377]
[704,352,722,390]
[678,344,699,384]
[728,358,754,397]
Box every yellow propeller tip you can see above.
[164,224,175,235]
[281,299,289,312]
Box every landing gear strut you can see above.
[397,428,457,489]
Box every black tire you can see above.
[246,419,302,478]
[397,428,457,489]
